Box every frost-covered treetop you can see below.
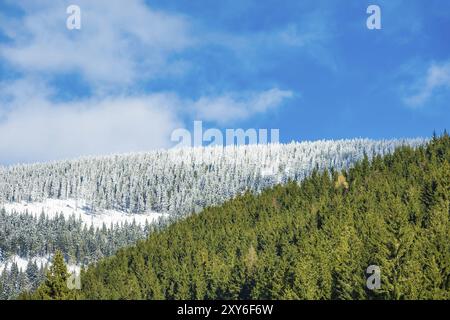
[0,138,426,216]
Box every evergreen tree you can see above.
[31,251,75,300]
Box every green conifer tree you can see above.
[32,250,76,300]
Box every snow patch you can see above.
[1,198,166,229]
[0,254,80,275]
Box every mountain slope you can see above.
[1,138,425,299]
[0,139,425,216]
[69,134,449,300]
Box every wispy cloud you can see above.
[0,0,193,87]
[403,61,450,108]
[192,88,293,125]
[204,8,336,71]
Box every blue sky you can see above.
[0,0,449,164]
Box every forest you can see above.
[0,211,171,299]
[1,138,424,299]
[0,138,424,216]
[25,133,449,300]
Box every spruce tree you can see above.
[32,250,75,300]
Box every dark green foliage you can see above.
[52,135,450,299]
[28,250,77,300]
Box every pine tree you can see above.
[32,250,75,300]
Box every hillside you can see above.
[0,139,424,216]
[0,139,426,299]
[52,134,450,300]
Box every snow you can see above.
[0,138,426,216]
[0,254,80,275]
[0,255,48,273]
[1,198,166,229]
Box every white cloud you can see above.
[0,0,193,86]
[0,79,292,164]
[0,0,191,164]
[0,86,182,164]
[404,61,450,108]
[0,1,296,164]
[192,88,293,125]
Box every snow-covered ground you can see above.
[0,254,80,275]
[0,198,162,280]
[1,198,166,229]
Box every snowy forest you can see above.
[0,139,425,216]
[0,210,170,299]
[0,138,427,299]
